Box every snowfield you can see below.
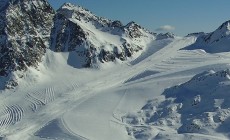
[1,35,230,140]
[1,0,230,139]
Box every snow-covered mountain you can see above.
[50,3,156,67]
[156,32,175,40]
[0,1,175,89]
[184,20,230,53]
[0,0,54,88]
[0,0,54,76]
[1,1,230,140]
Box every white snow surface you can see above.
[1,36,230,140]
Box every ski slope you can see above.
[1,36,230,140]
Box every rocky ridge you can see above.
[50,3,157,67]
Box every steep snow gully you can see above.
[1,1,230,140]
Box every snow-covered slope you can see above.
[1,33,230,140]
[1,1,230,140]
[184,20,230,53]
[0,0,54,88]
[123,69,230,139]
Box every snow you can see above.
[124,69,230,139]
[2,2,230,140]
[184,20,230,53]
[1,34,230,140]
[56,3,156,68]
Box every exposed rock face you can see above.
[0,0,54,76]
[124,21,144,38]
[0,1,177,89]
[156,32,175,40]
[50,3,156,67]
[50,12,86,52]
[0,1,174,74]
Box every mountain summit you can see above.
[51,3,156,67]
[184,20,230,53]
[0,1,162,75]
[0,1,177,88]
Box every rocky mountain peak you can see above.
[58,2,91,17]
[156,32,175,40]
[0,1,173,89]
[184,19,230,53]
[61,2,75,8]
[217,20,230,31]
[125,21,139,28]
[58,2,111,28]
[51,3,158,68]
[110,20,123,28]
[203,20,230,44]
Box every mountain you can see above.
[0,0,54,76]
[156,32,175,40]
[0,0,54,89]
[2,1,230,140]
[0,1,157,88]
[50,3,156,67]
[184,20,230,53]
[0,1,175,89]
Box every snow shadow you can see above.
[125,70,159,83]
[34,119,84,140]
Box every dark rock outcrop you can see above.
[50,3,155,67]
[0,0,55,76]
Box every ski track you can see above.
[66,82,79,92]
[111,90,128,123]
[0,84,78,131]
[2,37,230,139]
[0,105,24,129]
[25,87,56,112]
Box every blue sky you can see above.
[48,0,230,36]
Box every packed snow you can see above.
[0,35,230,140]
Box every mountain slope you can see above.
[184,20,230,53]
[0,1,172,89]
[2,1,230,140]
[123,69,230,140]
[50,3,156,67]
[0,0,54,76]
[1,25,230,140]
